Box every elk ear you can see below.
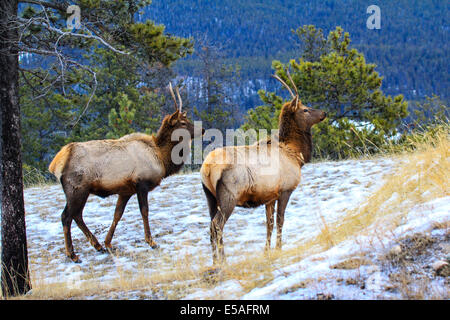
[169,110,180,125]
[290,96,299,112]
[182,111,187,117]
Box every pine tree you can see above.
[20,69,76,173]
[191,40,241,134]
[106,93,136,139]
[411,95,449,127]
[243,26,409,159]
[66,47,168,143]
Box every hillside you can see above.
[14,129,449,299]
[142,0,449,102]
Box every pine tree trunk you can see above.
[0,0,31,297]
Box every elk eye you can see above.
[304,109,309,113]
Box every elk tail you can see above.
[49,143,74,180]
[200,163,211,178]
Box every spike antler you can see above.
[175,87,183,112]
[286,68,299,96]
[168,82,179,112]
[272,74,296,99]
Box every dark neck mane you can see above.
[155,123,186,177]
[278,109,312,166]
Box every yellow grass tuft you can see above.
[315,122,449,248]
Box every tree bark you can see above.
[1,0,31,297]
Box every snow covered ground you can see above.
[20,158,449,299]
[241,196,449,300]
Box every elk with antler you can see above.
[200,71,326,264]
[49,84,204,263]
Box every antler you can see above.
[168,82,179,111]
[272,74,296,99]
[175,87,183,112]
[286,69,299,96]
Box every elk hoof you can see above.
[97,247,108,254]
[146,239,159,249]
[94,243,107,253]
[150,243,159,249]
[69,254,82,264]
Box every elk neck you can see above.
[154,126,186,177]
[278,111,312,166]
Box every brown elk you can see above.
[49,84,204,263]
[200,73,326,264]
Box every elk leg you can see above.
[104,194,131,249]
[265,201,275,251]
[73,214,104,253]
[62,190,89,263]
[210,220,219,264]
[211,207,233,265]
[276,190,292,250]
[137,185,158,249]
[213,179,236,264]
[203,184,219,262]
[203,183,218,220]
[61,205,79,263]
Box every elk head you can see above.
[289,96,326,131]
[163,83,205,140]
[273,71,326,132]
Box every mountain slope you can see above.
[143,0,449,100]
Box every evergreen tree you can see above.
[65,47,168,143]
[106,93,136,139]
[292,25,328,63]
[410,95,449,127]
[190,40,242,133]
[20,69,76,172]
[243,26,409,159]
[241,90,283,133]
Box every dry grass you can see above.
[330,257,373,270]
[18,251,211,300]
[22,166,55,188]
[315,123,449,247]
[14,239,322,300]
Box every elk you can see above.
[49,84,204,263]
[200,72,326,264]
